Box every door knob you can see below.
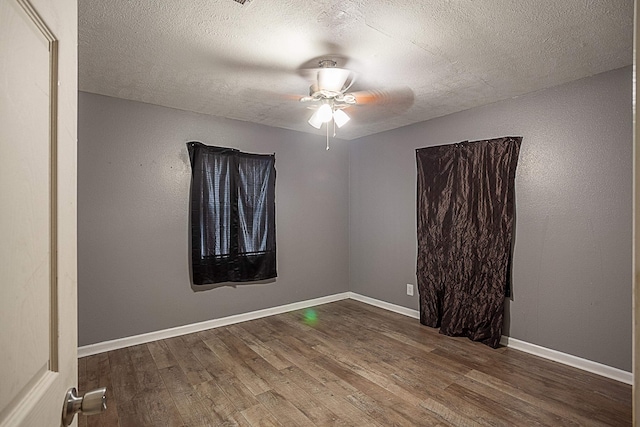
[62,387,107,426]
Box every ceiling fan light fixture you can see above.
[333,109,350,128]
[308,109,324,129]
[316,103,333,123]
[308,104,332,128]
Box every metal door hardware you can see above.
[62,387,107,426]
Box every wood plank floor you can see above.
[78,300,631,426]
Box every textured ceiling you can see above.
[79,0,633,140]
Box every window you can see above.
[187,142,276,285]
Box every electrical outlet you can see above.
[406,283,414,296]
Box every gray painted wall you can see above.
[79,66,632,372]
[78,93,349,346]
[349,66,632,371]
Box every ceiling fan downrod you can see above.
[318,59,337,68]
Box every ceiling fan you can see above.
[299,59,357,130]
[296,57,414,148]
[210,49,414,147]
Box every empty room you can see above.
[1,0,635,426]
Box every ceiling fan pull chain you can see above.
[326,123,330,151]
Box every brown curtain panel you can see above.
[416,136,521,348]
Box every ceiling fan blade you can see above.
[348,87,414,107]
[205,51,302,80]
[345,87,415,123]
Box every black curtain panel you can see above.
[416,137,521,348]
[187,142,276,285]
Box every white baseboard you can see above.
[78,292,350,358]
[349,294,632,384]
[78,291,632,385]
[347,292,420,319]
[499,336,632,385]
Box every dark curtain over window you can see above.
[416,137,521,348]
[187,142,276,285]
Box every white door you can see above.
[0,0,78,426]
